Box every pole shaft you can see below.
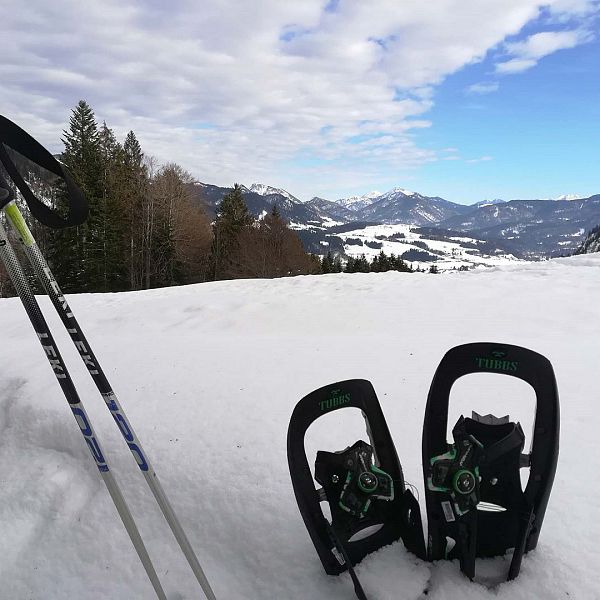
[3,201,216,599]
[0,216,167,600]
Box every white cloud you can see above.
[548,0,600,18]
[496,58,539,73]
[496,28,594,73]
[466,156,493,163]
[467,82,500,94]
[0,0,596,198]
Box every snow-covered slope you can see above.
[554,194,582,201]
[249,182,300,203]
[336,190,382,211]
[302,222,521,270]
[1,255,599,599]
[358,187,469,224]
[304,196,356,222]
[471,198,507,209]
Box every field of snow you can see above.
[1,255,599,599]
[337,224,521,270]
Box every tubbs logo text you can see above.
[475,357,518,372]
[320,389,351,412]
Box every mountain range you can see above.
[187,181,600,264]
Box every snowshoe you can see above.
[422,343,559,581]
[288,379,425,599]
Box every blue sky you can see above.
[372,21,600,202]
[1,0,599,204]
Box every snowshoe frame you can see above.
[288,379,425,578]
[422,342,559,580]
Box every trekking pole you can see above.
[0,115,217,599]
[0,189,167,600]
[4,198,217,600]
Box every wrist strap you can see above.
[0,115,88,227]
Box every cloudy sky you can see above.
[2,0,599,203]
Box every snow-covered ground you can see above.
[1,255,599,599]
[336,223,521,270]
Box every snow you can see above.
[554,194,582,201]
[475,199,506,208]
[383,186,416,197]
[336,191,382,211]
[249,183,299,203]
[321,217,345,227]
[334,223,521,270]
[1,254,600,599]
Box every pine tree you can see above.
[390,253,411,272]
[377,250,390,272]
[322,251,333,273]
[332,255,343,273]
[370,253,380,272]
[322,251,342,274]
[210,184,254,280]
[356,254,370,273]
[97,122,128,291]
[48,100,102,292]
[121,131,149,289]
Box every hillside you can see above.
[576,224,600,254]
[1,255,599,599]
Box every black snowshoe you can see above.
[287,344,559,597]
[287,379,425,599]
[422,342,560,581]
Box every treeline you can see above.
[321,250,412,273]
[0,101,320,295]
[2,100,213,293]
[209,184,320,279]
[0,100,429,299]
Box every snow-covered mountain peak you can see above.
[249,183,299,203]
[336,190,381,207]
[383,186,416,197]
[361,190,383,200]
[335,191,382,212]
[472,198,506,208]
[554,194,582,201]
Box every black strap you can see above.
[508,507,535,580]
[327,523,369,600]
[0,115,88,228]
[479,426,524,466]
[458,510,478,580]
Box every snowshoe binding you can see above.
[422,343,559,581]
[288,379,425,599]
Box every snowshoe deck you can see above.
[422,343,560,581]
[288,379,425,582]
